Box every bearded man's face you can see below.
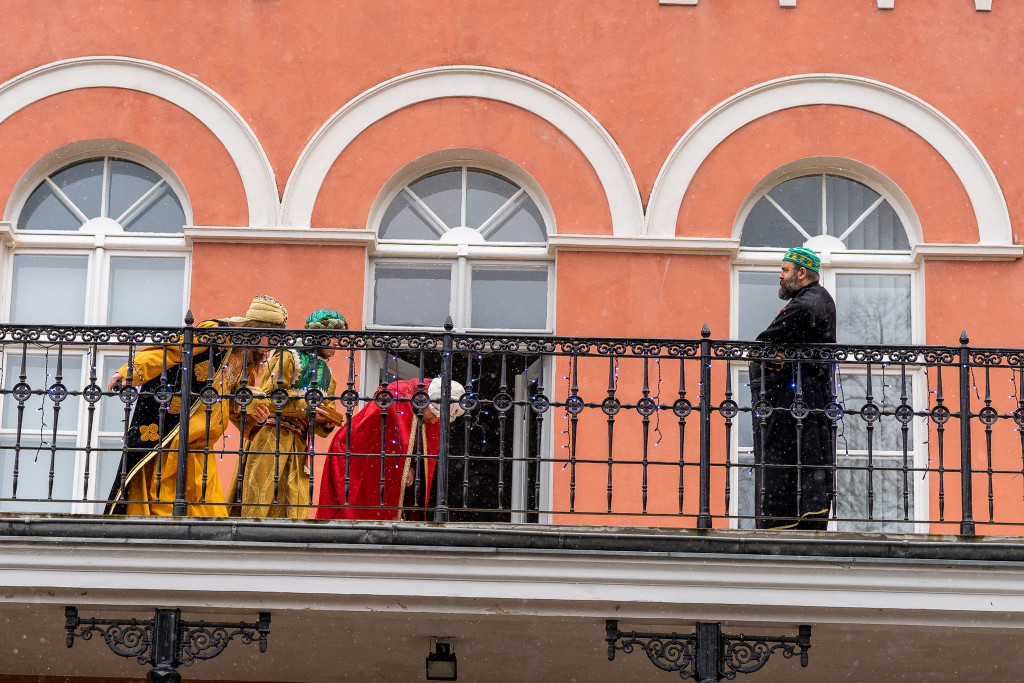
[778,263,802,300]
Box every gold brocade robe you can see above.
[114,321,258,517]
[229,349,339,518]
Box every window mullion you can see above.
[455,256,469,330]
[461,167,468,228]
[478,189,525,239]
[763,195,812,241]
[837,196,885,242]
[402,187,448,237]
[44,178,89,225]
[90,248,107,326]
[100,157,110,219]
[115,179,165,226]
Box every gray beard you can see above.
[778,276,802,300]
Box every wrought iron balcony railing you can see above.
[0,316,1021,535]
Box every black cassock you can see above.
[749,281,836,530]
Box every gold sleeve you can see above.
[117,320,221,384]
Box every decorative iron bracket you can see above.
[606,619,810,682]
[65,606,271,683]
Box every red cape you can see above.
[317,379,440,520]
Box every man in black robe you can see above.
[749,247,836,530]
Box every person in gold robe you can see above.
[230,309,346,518]
[104,295,288,517]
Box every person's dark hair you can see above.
[803,267,820,283]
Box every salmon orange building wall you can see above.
[0,1,1021,528]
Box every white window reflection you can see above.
[374,263,453,327]
[107,257,186,327]
[10,255,89,325]
[470,266,548,330]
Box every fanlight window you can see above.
[18,157,186,234]
[741,174,910,252]
[379,166,546,244]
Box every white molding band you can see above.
[6,539,1024,629]
[184,225,375,246]
[912,243,1022,261]
[548,234,739,255]
[878,0,895,8]
[0,57,278,227]
[0,221,12,246]
[647,73,1013,247]
[281,66,644,237]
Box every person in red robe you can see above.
[317,377,465,520]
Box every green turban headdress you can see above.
[304,309,348,330]
[783,247,821,273]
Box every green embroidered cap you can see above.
[304,308,348,330]
[783,247,821,273]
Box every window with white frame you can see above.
[732,169,926,532]
[0,153,191,512]
[367,159,554,522]
[371,164,553,332]
[9,155,190,326]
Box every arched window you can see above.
[9,154,190,327]
[371,162,552,332]
[731,164,925,532]
[0,150,191,513]
[367,157,554,522]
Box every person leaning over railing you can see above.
[749,248,836,531]
[228,309,346,519]
[317,377,466,521]
[103,295,288,517]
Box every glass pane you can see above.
[408,169,462,229]
[485,198,547,243]
[108,159,162,220]
[378,192,443,240]
[466,170,518,229]
[835,454,915,532]
[824,175,880,239]
[51,159,104,220]
[0,435,76,512]
[92,435,126,507]
[836,274,911,345]
[834,373,915,453]
[121,186,186,233]
[100,355,130,434]
[737,271,782,341]
[10,254,88,325]
[17,183,82,231]
[107,257,186,326]
[2,352,84,433]
[470,266,548,330]
[844,201,910,251]
[374,264,452,327]
[740,196,806,248]
[767,175,822,236]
